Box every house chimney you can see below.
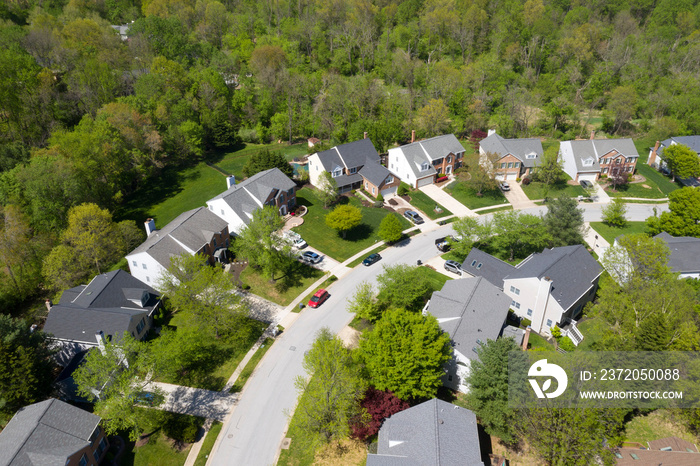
[649,140,660,166]
[144,218,156,236]
[522,326,531,350]
[411,130,415,143]
[487,129,496,136]
[363,131,368,139]
[45,299,52,312]
[590,130,595,140]
[226,175,236,189]
[95,331,107,354]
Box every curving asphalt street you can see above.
[208,202,667,466]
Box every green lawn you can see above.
[277,377,321,466]
[420,265,453,291]
[473,205,513,214]
[588,221,647,245]
[215,143,308,180]
[521,181,586,200]
[293,188,411,262]
[239,262,325,306]
[163,312,267,391]
[624,410,697,444]
[230,338,274,393]
[444,181,507,209]
[527,332,554,350]
[194,422,223,466]
[575,316,609,351]
[406,190,452,219]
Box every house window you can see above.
[448,375,453,381]
[626,157,635,163]
[288,188,294,196]
[546,319,553,327]
[221,209,224,215]
[527,309,533,316]
[79,454,88,466]
[365,182,368,189]
[471,260,477,267]
[142,263,147,270]
[95,437,107,459]
[90,427,100,444]
[447,156,452,163]
[511,301,520,309]
[500,163,506,168]
[349,167,357,174]
[509,286,520,295]
[136,318,146,334]
[213,238,217,247]
[132,260,137,267]
[372,187,376,194]
[514,162,520,168]
[421,162,429,171]
[602,168,608,174]
[526,153,536,159]
[386,176,394,184]
[507,162,513,168]
[616,158,621,164]
[146,276,150,282]
[332,168,342,177]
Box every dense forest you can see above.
[2,0,700,312]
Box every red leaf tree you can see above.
[350,388,409,441]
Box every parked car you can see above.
[308,289,330,308]
[133,391,163,407]
[435,236,453,252]
[362,253,382,266]
[499,181,510,191]
[444,260,463,275]
[403,210,424,224]
[292,237,307,249]
[300,251,322,264]
[579,180,593,189]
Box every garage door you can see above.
[578,173,598,182]
[505,172,518,181]
[416,176,434,188]
[381,186,397,197]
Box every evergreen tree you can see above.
[242,149,293,178]
[543,196,585,247]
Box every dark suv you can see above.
[403,210,424,224]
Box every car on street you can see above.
[579,180,593,189]
[444,260,463,275]
[499,181,510,191]
[435,236,453,252]
[403,210,424,224]
[362,253,382,266]
[300,251,322,264]
[308,289,330,308]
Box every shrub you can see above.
[373,201,383,208]
[350,388,409,441]
[551,326,562,339]
[397,182,410,196]
[521,318,532,328]
[521,176,532,186]
[163,414,202,444]
[377,192,384,202]
[516,177,521,182]
[558,336,576,352]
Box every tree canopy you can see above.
[325,204,362,238]
[234,205,293,281]
[543,195,585,247]
[660,144,700,182]
[242,148,293,178]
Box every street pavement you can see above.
[208,201,668,466]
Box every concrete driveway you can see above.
[418,183,476,217]
[145,382,238,421]
[297,246,343,274]
[501,182,537,209]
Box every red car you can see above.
[308,289,330,308]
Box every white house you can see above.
[560,137,639,182]
[387,133,465,188]
[462,245,602,343]
[424,277,511,393]
[125,207,230,289]
[206,168,296,234]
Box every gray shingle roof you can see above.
[127,207,229,268]
[315,139,380,172]
[563,138,639,174]
[479,133,543,168]
[658,136,700,158]
[427,277,511,360]
[367,399,483,466]
[463,246,602,312]
[333,173,363,188]
[359,160,392,187]
[396,134,464,179]
[0,399,100,466]
[654,232,700,274]
[43,270,159,344]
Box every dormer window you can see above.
[421,162,429,171]
[332,168,342,177]
[349,167,357,174]
[526,152,537,159]
[582,157,594,167]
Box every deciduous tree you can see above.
[376,264,434,312]
[646,188,700,237]
[234,205,293,281]
[660,144,700,182]
[347,281,380,322]
[316,171,339,208]
[350,387,409,440]
[533,145,565,189]
[325,204,362,238]
[377,213,403,243]
[359,309,451,401]
[601,198,627,227]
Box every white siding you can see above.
[206,198,248,235]
[126,251,165,290]
[504,276,565,335]
[388,147,415,186]
[307,153,324,187]
[559,141,579,180]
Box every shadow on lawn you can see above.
[273,261,323,293]
[343,223,372,242]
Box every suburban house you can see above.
[462,245,602,341]
[615,436,699,465]
[0,398,109,466]
[479,130,543,181]
[388,133,466,188]
[654,232,700,278]
[648,135,700,167]
[424,277,512,393]
[43,269,161,366]
[206,168,297,234]
[559,137,639,182]
[366,398,483,465]
[126,207,230,288]
[308,137,399,196]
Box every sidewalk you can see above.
[583,222,611,257]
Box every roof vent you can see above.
[439,419,444,424]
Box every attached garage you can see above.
[381,186,397,197]
[416,176,434,188]
[505,172,519,181]
[577,172,598,182]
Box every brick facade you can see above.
[598,149,637,177]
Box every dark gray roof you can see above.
[0,399,100,466]
[315,139,380,172]
[397,134,463,179]
[654,232,700,274]
[462,249,516,289]
[479,133,543,168]
[562,139,639,174]
[359,160,392,187]
[127,207,228,268]
[209,168,295,205]
[658,136,700,158]
[427,277,511,360]
[333,173,363,188]
[463,246,602,311]
[367,399,483,466]
[43,270,159,344]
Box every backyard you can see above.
[292,188,411,262]
[444,181,507,209]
